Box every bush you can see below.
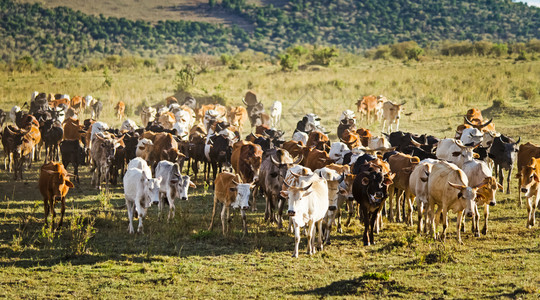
[491,43,508,57]
[175,65,196,92]
[311,46,339,66]
[278,53,298,71]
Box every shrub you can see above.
[491,43,508,57]
[278,53,298,71]
[311,46,339,66]
[175,64,196,92]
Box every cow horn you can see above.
[283,180,291,189]
[409,136,421,147]
[301,182,313,191]
[290,170,302,178]
[339,137,347,143]
[515,137,521,144]
[338,172,345,183]
[232,179,240,185]
[242,98,248,106]
[293,154,303,164]
[464,117,474,126]
[399,101,407,106]
[270,155,281,166]
[479,118,493,129]
[66,172,76,177]
[424,170,430,177]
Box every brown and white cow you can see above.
[208,172,253,235]
[115,101,126,121]
[39,162,74,230]
[387,153,420,225]
[231,140,263,184]
[519,157,540,228]
[90,133,124,190]
[227,106,248,134]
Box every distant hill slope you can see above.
[1,0,539,67]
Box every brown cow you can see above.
[208,172,253,235]
[228,106,248,133]
[304,148,334,171]
[306,130,330,151]
[90,133,124,190]
[463,108,495,132]
[356,95,384,124]
[142,132,185,166]
[387,153,420,225]
[519,157,540,228]
[517,142,540,206]
[70,96,85,113]
[62,117,84,141]
[158,112,176,130]
[339,129,360,149]
[39,162,74,230]
[282,140,308,161]
[166,96,178,106]
[115,101,126,121]
[49,98,70,109]
[231,141,263,184]
[356,128,372,147]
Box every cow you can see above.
[39,162,74,230]
[517,142,540,206]
[427,161,481,244]
[0,109,6,128]
[114,101,126,121]
[155,160,196,221]
[242,91,265,128]
[208,172,253,236]
[328,142,351,164]
[40,119,63,163]
[90,133,124,190]
[462,159,503,235]
[339,129,360,150]
[141,106,157,127]
[294,113,325,134]
[304,148,334,171]
[91,100,103,120]
[69,96,85,114]
[62,117,84,141]
[381,100,405,133]
[231,140,263,184]
[227,106,248,134]
[519,157,540,228]
[464,116,494,132]
[460,127,484,146]
[204,133,233,183]
[352,162,394,246]
[48,98,70,109]
[187,132,207,180]
[158,111,176,130]
[436,138,477,168]
[269,101,282,128]
[258,149,301,228]
[314,167,342,245]
[282,169,329,257]
[181,96,197,110]
[166,96,178,106]
[337,118,356,140]
[387,153,420,225]
[2,125,24,172]
[120,119,138,132]
[306,130,330,151]
[123,158,162,234]
[292,131,309,146]
[12,123,40,180]
[356,95,384,124]
[143,132,185,167]
[59,140,86,184]
[489,135,520,194]
[408,159,437,233]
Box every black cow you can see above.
[352,165,394,246]
[60,140,86,184]
[182,96,197,110]
[206,134,233,184]
[489,135,520,194]
[92,100,103,120]
[352,154,377,174]
[386,131,438,153]
[122,132,140,163]
[187,132,207,180]
[402,146,438,160]
[40,120,63,163]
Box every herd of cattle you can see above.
[0,91,539,257]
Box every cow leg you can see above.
[441,209,448,242]
[382,120,387,133]
[481,204,489,235]
[58,197,66,228]
[292,223,300,258]
[251,186,258,212]
[518,177,523,207]
[168,194,176,222]
[306,221,315,255]
[127,200,135,234]
[345,199,354,227]
[506,166,512,195]
[388,185,395,222]
[277,197,286,229]
[220,203,228,235]
[362,208,371,246]
[50,202,57,231]
[396,189,403,223]
[369,211,379,245]
[241,209,247,236]
[336,199,343,233]
[324,212,333,245]
[43,198,50,227]
[497,166,504,192]
[417,200,424,234]
[406,193,414,226]
[456,210,464,244]
[137,211,144,234]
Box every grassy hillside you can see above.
[0,57,539,298]
[2,0,540,67]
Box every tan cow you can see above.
[208,172,253,235]
[381,100,405,133]
[356,95,384,124]
[519,157,540,228]
[517,142,540,206]
[39,162,74,230]
[227,106,248,133]
[115,101,125,121]
[158,112,176,130]
[387,153,420,225]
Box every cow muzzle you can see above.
[348,196,355,201]
[288,210,296,216]
[181,197,187,201]
[242,206,250,211]
[328,205,337,211]
[521,188,528,193]
[489,201,496,206]
[466,211,474,218]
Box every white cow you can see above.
[282,169,329,258]
[367,136,392,149]
[172,122,189,141]
[435,138,476,168]
[135,138,154,161]
[155,160,196,221]
[340,110,356,122]
[292,131,309,146]
[427,161,480,244]
[120,119,139,132]
[409,158,438,233]
[269,101,282,128]
[314,167,342,244]
[123,159,162,234]
[9,106,20,124]
[460,128,483,146]
[328,142,350,164]
[140,106,157,127]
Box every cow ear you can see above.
[229,187,237,192]
[280,190,288,198]
[451,151,461,157]
[65,180,74,188]
[383,177,393,185]
[361,177,369,186]
[338,188,348,195]
[534,174,539,183]
[189,181,197,188]
[457,192,463,199]
[44,169,57,175]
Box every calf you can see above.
[489,135,520,194]
[408,159,437,233]
[427,161,481,244]
[387,153,420,225]
[39,162,74,230]
[381,100,405,133]
[231,140,263,184]
[282,170,329,257]
[519,157,540,228]
[115,101,126,121]
[124,158,162,234]
[208,172,252,235]
[517,142,540,205]
[91,100,103,120]
[155,160,196,221]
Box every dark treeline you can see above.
[0,0,539,68]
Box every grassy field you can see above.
[0,57,539,298]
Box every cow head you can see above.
[448,181,483,218]
[520,158,540,197]
[170,163,196,201]
[230,179,253,210]
[476,177,503,206]
[283,177,314,217]
[490,136,520,169]
[142,175,162,215]
[315,167,341,211]
[357,171,394,205]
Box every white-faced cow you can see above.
[155,160,196,222]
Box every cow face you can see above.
[360,171,393,204]
[285,180,314,217]
[44,168,74,199]
[477,177,502,206]
[520,158,540,197]
[172,174,196,201]
[232,183,252,210]
[143,176,162,213]
[448,182,478,218]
